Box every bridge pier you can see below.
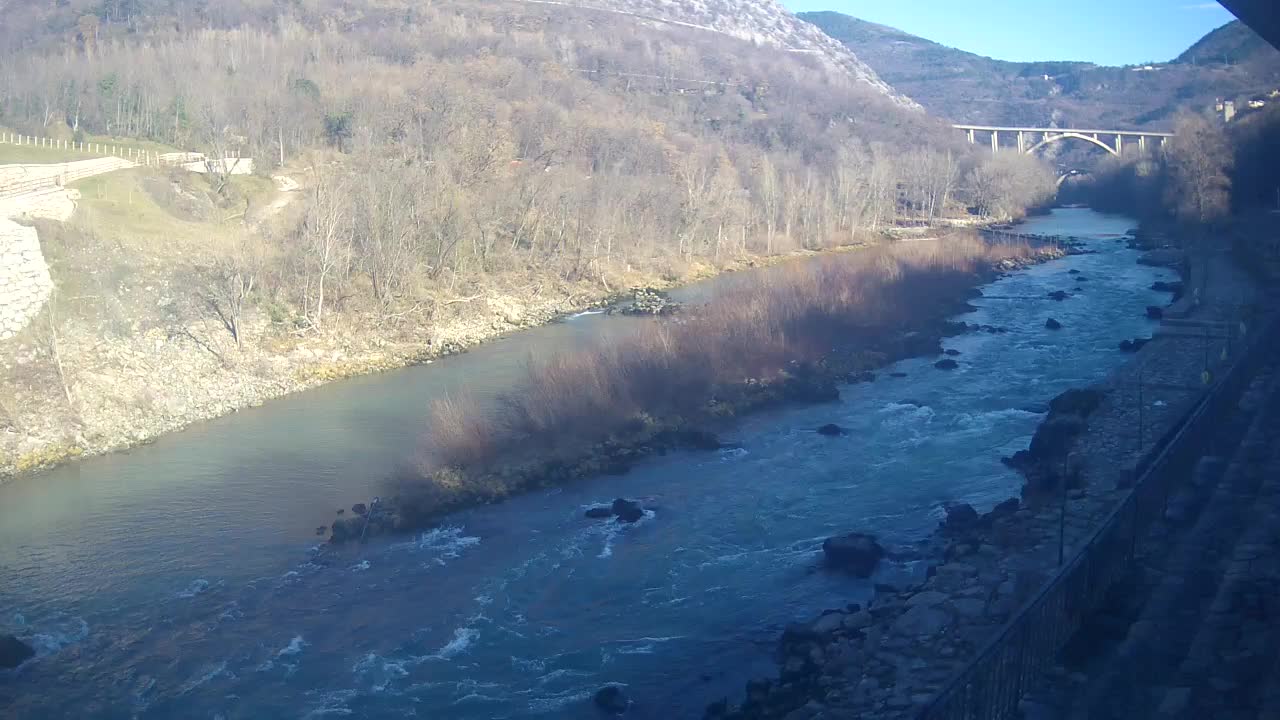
[1139,135,1146,152]
[991,130,999,154]
[967,129,975,145]
[1116,134,1123,155]
[1017,131,1026,153]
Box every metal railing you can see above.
[917,311,1279,720]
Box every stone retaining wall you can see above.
[0,217,52,340]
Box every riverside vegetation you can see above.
[330,235,1068,542]
[0,0,1059,478]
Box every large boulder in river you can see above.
[594,685,630,714]
[611,498,645,523]
[1151,280,1184,297]
[934,358,959,370]
[1047,290,1069,302]
[1045,318,1062,330]
[822,533,885,577]
[329,516,367,544]
[1028,414,1087,457]
[941,502,980,535]
[816,424,846,437]
[1048,388,1104,418]
[585,506,614,519]
[1146,306,1164,320]
[0,634,35,669]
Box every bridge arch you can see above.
[1026,132,1119,157]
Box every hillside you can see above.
[0,0,1059,477]
[802,12,1280,129]
[527,0,917,106]
[1176,17,1275,66]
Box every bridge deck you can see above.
[953,124,1174,136]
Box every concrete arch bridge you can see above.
[954,125,1175,157]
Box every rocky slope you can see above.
[521,0,918,107]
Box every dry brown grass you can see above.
[421,234,1031,472]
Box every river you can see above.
[0,209,1176,719]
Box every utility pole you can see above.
[1059,452,1069,567]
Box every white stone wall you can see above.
[0,218,53,341]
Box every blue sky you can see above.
[781,0,1240,66]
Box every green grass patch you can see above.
[1,130,183,166]
[0,144,86,164]
[70,169,226,256]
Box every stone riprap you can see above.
[0,218,53,341]
[0,157,134,342]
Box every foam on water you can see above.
[352,652,410,693]
[432,626,479,660]
[535,668,594,685]
[29,616,90,655]
[523,688,593,714]
[278,635,307,657]
[302,689,358,719]
[177,661,229,695]
[454,692,504,705]
[175,578,212,598]
[392,525,482,567]
[350,560,371,572]
[511,655,546,674]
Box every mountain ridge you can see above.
[801,12,1280,129]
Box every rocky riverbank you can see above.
[703,222,1266,720]
[325,241,1074,544]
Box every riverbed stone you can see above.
[816,424,846,437]
[611,498,644,523]
[942,502,980,534]
[1045,318,1062,330]
[1049,388,1104,417]
[951,598,987,619]
[822,533,885,577]
[842,611,872,631]
[934,359,959,370]
[811,612,846,635]
[0,634,35,669]
[894,604,951,637]
[594,685,629,714]
[905,591,948,608]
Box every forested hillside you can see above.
[0,0,1056,477]
[803,12,1280,129]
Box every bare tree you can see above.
[203,259,256,348]
[1163,113,1233,226]
[298,166,353,328]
